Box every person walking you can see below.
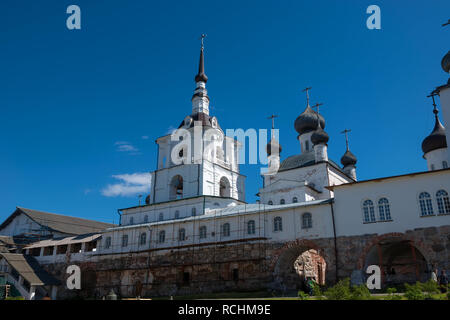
[431,268,438,283]
[438,269,448,293]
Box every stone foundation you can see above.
[41,225,449,299]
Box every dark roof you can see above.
[442,50,450,74]
[0,253,60,286]
[421,114,447,154]
[311,125,329,145]
[278,152,352,179]
[0,207,116,236]
[177,112,222,131]
[195,47,208,83]
[266,138,282,156]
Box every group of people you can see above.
[431,268,449,293]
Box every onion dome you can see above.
[266,138,282,156]
[442,50,450,74]
[311,123,329,145]
[294,106,325,135]
[422,110,447,154]
[341,150,357,166]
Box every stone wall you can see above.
[41,225,449,299]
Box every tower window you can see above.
[292,197,298,203]
[219,177,231,197]
[159,212,164,221]
[305,140,310,152]
[144,215,148,223]
[302,213,312,229]
[436,190,450,215]
[274,217,283,232]
[191,207,196,216]
[129,217,134,225]
[268,200,273,205]
[175,210,180,219]
[280,199,285,205]
[443,161,448,169]
[362,200,376,223]
[419,192,434,216]
[170,175,184,200]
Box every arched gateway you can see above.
[270,239,328,292]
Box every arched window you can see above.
[302,213,312,229]
[362,200,375,223]
[122,234,128,247]
[105,237,111,249]
[140,232,147,246]
[436,190,450,215]
[378,198,391,221]
[170,175,183,200]
[292,197,298,203]
[144,215,148,223]
[274,217,283,232]
[268,200,273,205]
[419,192,434,216]
[443,161,448,169]
[199,226,207,239]
[305,140,310,152]
[247,220,256,235]
[280,199,285,205]
[159,212,164,221]
[178,228,186,241]
[219,177,231,197]
[174,210,180,219]
[222,223,230,237]
[159,230,165,243]
[191,207,196,216]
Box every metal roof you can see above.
[23,233,102,249]
[0,207,116,236]
[0,253,60,286]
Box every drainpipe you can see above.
[329,200,339,283]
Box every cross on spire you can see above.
[267,114,278,130]
[341,129,351,151]
[200,34,207,49]
[427,90,439,115]
[442,19,450,27]
[311,102,323,114]
[302,87,312,106]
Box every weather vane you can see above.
[341,129,352,151]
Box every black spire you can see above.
[195,34,208,83]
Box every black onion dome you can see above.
[422,115,447,154]
[341,150,357,166]
[294,106,325,135]
[442,50,450,74]
[266,138,282,156]
[311,126,329,145]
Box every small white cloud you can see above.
[101,172,151,197]
[84,189,92,195]
[115,141,140,154]
[141,135,149,140]
[166,126,176,135]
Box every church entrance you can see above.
[273,243,326,293]
[363,238,429,286]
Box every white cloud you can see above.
[141,135,149,140]
[101,172,151,197]
[115,141,140,155]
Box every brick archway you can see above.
[270,239,328,291]
[357,232,434,270]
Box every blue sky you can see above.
[1,0,449,224]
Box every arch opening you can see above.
[170,175,183,200]
[219,177,231,197]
